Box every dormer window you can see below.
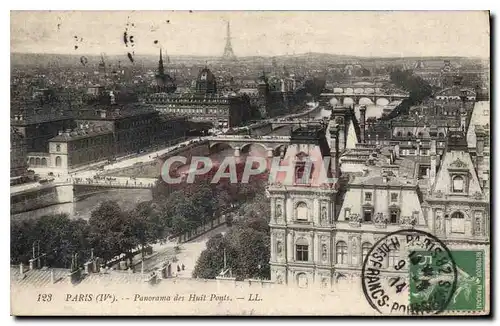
[452,175,464,193]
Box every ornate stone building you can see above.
[267,125,340,288]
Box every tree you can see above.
[11,214,91,268]
[130,201,164,258]
[88,201,137,263]
[192,217,271,281]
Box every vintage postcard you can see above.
[10,10,490,316]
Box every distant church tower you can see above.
[155,48,176,93]
[222,21,237,61]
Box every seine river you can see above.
[12,103,392,221]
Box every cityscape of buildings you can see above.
[10,12,490,308]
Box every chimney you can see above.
[50,270,55,284]
[20,263,24,276]
[329,126,340,178]
[429,139,437,191]
[359,105,366,143]
[382,173,388,184]
[475,126,486,178]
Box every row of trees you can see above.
[383,69,433,120]
[11,173,268,269]
[192,192,271,280]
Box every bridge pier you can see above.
[234,147,241,157]
[267,149,273,158]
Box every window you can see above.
[362,242,372,263]
[336,241,348,264]
[451,212,465,233]
[390,210,399,224]
[391,193,398,203]
[55,156,62,167]
[296,202,308,221]
[56,144,61,152]
[41,158,47,166]
[363,209,372,222]
[452,176,464,193]
[344,208,351,220]
[296,238,309,262]
[388,250,400,268]
[35,158,41,166]
[295,162,306,184]
[365,192,372,202]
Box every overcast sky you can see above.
[11,11,490,58]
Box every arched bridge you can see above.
[72,177,156,189]
[320,85,409,106]
[206,135,291,157]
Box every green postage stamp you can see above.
[410,250,485,312]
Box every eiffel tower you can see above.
[222,21,237,61]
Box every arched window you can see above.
[388,250,400,268]
[55,156,62,167]
[41,158,47,166]
[451,211,465,233]
[438,132,445,137]
[296,202,308,221]
[362,242,372,263]
[56,144,61,152]
[407,132,413,137]
[336,241,348,264]
[296,273,308,288]
[295,237,309,262]
[452,175,464,192]
[35,158,41,166]
[29,157,35,165]
[397,131,402,137]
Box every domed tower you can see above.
[195,67,217,94]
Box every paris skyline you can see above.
[11,11,489,58]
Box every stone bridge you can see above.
[270,119,326,130]
[320,85,409,106]
[72,178,156,189]
[206,135,291,157]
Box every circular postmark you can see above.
[361,229,457,315]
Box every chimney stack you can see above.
[329,126,340,178]
[429,139,437,191]
[359,105,366,143]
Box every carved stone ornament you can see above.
[400,215,416,227]
[451,158,468,168]
[348,213,362,227]
[321,206,328,224]
[276,272,284,285]
[321,244,328,261]
[277,241,283,257]
[276,204,283,218]
[374,212,388,228]
[321,277,329,288]
[472,191,483,200]
[434,190,444,198]
[475,216,482,235]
